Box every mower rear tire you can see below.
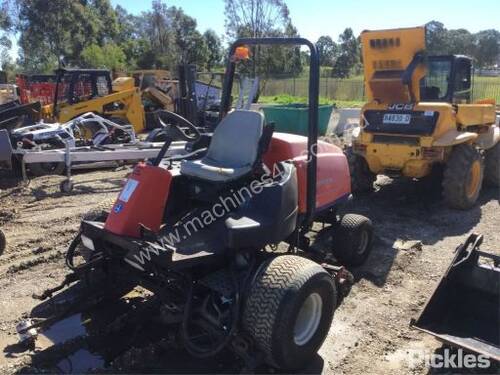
[484,142,500,187]
[443,144,484,209]
[0,229,6,255]
[330,214,374,266]
[345,147,376,193]
[243,255,336,371]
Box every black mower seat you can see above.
[180,110,264,182]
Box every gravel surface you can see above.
[0,166,498,374]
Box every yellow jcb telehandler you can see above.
[348,26,499,209]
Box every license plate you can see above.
[383,113,411,124]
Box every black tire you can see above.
[443,144,484,209]
[145,128,167,142]
[243,255,336,371]
[330,214,374,266]
[484,142,500,187]
[345,147,376,193]
[0,229,6,255]
[29,162,65,177]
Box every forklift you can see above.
[18,38,374,371]
[349,26,499,209]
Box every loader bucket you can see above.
[412,234,500,361]
[0,129,12,169]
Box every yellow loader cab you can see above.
[349,26,500,209]
[42,68,145,133]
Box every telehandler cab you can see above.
[20,38,374,371]
[349,26,499,209]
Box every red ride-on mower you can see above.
[21,38,374,371]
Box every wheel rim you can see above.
[466,160,481,198]
[293,293,323,346]
[357,230,369,255]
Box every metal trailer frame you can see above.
[0,130,186,193]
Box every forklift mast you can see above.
[177,64,199,126]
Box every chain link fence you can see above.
[261,76,500,103]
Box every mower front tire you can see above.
[331,214,374,266]
[243,255,336,371]
[484,142,500,187]
[443,144,484,209]
[345,147,376,193]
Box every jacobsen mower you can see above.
[19,38,374,371]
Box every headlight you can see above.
[81,235,95,251]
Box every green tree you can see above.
[475,29,500,68]
[224,0,301,77]
[80,43,126,70]
[14,0,119,71]
[332,28,360,78]
[426,20,447,54]
[204,29,222,71]
[316,35,337,66]
[168,6,207,66]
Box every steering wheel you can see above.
[155,110,201,142]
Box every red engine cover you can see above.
[263,132,351,213]
[104,163,172,238]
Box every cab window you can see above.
[420,59,451,101]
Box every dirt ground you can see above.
[0,165,498,374]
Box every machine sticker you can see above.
[424,111,435,117]
[119,179,139,203]
[113,203,124,213]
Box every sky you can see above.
[111,0,499,42]
[9,0,499,60]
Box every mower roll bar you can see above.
[220,37,320,227]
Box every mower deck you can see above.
[82,217,228,271]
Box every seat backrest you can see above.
[207,110,264,167]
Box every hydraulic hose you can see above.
[65,233,82,271]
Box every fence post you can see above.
[293,77,296,96]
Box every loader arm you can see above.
[52,88,145,134]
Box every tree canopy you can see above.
[0,1,497,78]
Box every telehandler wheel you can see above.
[243,255,336,371]
[0,229,6,255]
[443,144,484,210]
[345,147,376,193]
[330,214,374,266]
[484,141,500,187]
